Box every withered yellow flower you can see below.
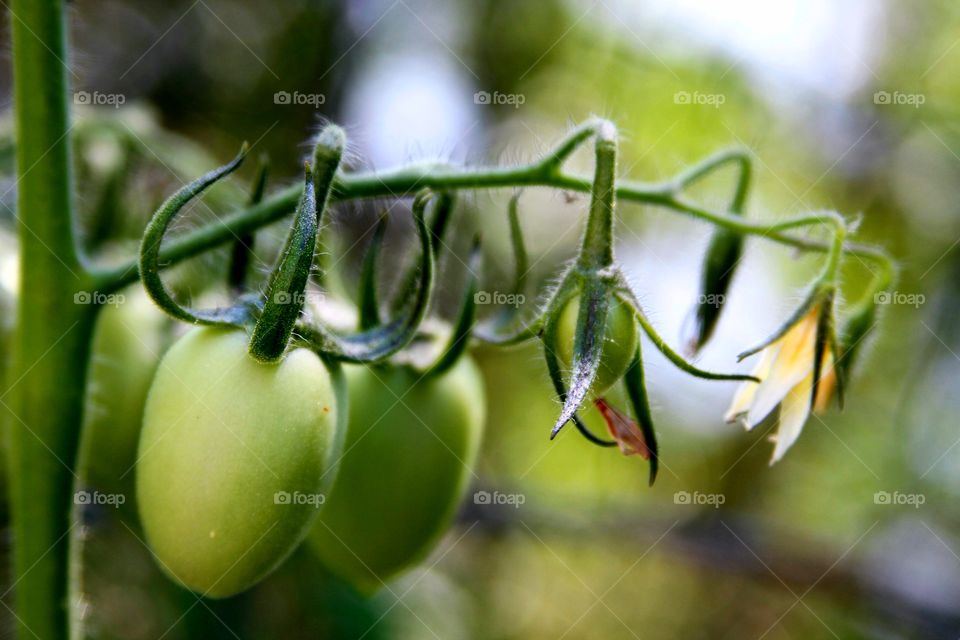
[725,301,837,463]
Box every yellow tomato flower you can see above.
[725,302,837,463]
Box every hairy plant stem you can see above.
[577,120,618,270]
[8,1,95,638]
[2,9,892,632]
[91,143,892,299]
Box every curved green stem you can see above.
[672,147,751,212]
[626,300,759,382]
[817,210,847,286]
[857,254,896,307]
[540,117,612,173]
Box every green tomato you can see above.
[556,294,638,395]
[308,357,485,593]
[136,327,345,598]
[79,287,168,492]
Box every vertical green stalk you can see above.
[9,1,93,638]
[577,121,618,270]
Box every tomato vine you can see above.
[5,1,898,637]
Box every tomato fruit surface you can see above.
[556,294,638,394]
[81,287,168,492]
[137,327,345,598]
[309,357,485,593]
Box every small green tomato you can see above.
[81,287,168,491]
[308,357,485,593]
[136,327,345,598]
[556,294,638,394]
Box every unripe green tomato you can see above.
[80,287,168,492]
[308,357,485,593]
[556,294,638,394]
[137,327,345,598]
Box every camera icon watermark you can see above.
[273,491,326,507]
[474,290,525,308]
[673,490,725,509]
[274,90,326,108]
[873,90,925,108]
[473,490,526,508]
[673,91,726,108]
[74,490,126,508]
[874,490,925,509]
[74,291,125,307]
[74,91,126,109]
[473,90,526,109]
[874,291,925,308]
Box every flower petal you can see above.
[725,345,777,428]
[813,348,836,414]
[770,372,813,463]
[745,307,818,428]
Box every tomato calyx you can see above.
[139,143,254,327]
[544,275,621,439]
[293,188,437,364]
[473,193,533,346]
[249,126,345,362]
[345,190,477,378]
[138,125,438,367]
[248,161,323,362]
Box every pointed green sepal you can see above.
[294,190,435,363]
[424,236,482,377]
[357,214,389,331]
[624,347,659,486]
[248,163,322,362]
[139,145,250,326]
[550,277,609,438]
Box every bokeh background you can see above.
[2,0,960,638]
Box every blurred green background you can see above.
[3,0,960,637]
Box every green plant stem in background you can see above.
[8,1,96,638]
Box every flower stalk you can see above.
[577,120,619,271]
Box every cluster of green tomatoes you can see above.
[83,120,667,600]
[68,117,876,602]
[81,291,485,599]
[70,128,494,600]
